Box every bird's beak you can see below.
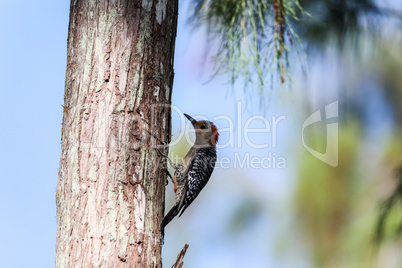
[184,113,198,127]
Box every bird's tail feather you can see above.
[161,203,180,242]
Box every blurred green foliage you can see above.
[188,0,398,89]
[375,134,402,244]
[295,0,380,48]
[294,123,402,268]
[185,1,402,266]
[295,121,367,267]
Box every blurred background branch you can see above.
[375,166,402,244]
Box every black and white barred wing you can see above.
[178,147,217,217]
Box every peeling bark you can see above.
[56,0,177,267]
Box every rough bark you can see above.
[56,0,177,267]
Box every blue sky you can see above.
[0,1,69,267]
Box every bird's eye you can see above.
[200,125,206,130]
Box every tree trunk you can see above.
[56,0,177,267]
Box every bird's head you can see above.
[185,113,219,147]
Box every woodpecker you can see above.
[161,113,219,239]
